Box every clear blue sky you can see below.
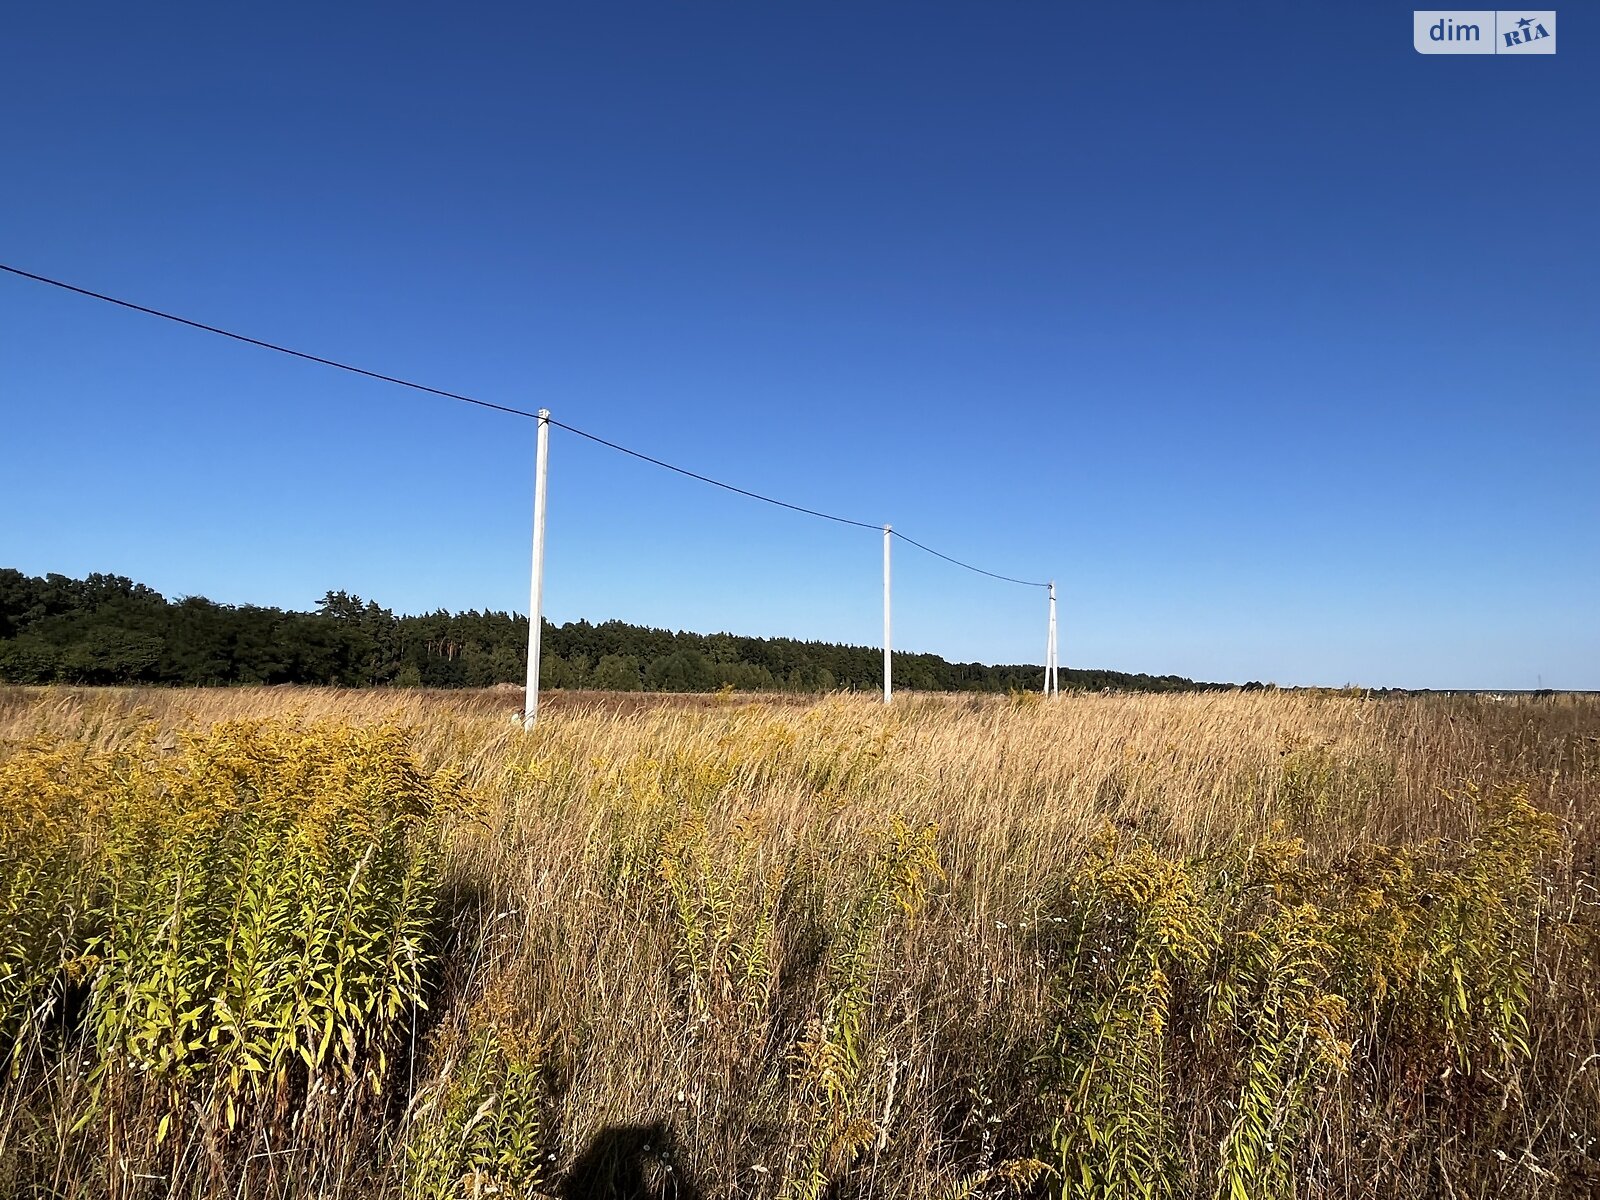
[2,4,1595,689]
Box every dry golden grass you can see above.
[1,685,1596,1200]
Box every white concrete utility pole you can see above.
[1055,584,1062,693]
[1045,581,1059,696]
[883,525,892,704]
[523,409,551,730]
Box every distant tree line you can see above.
[0,569,1217,694]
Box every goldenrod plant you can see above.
[784,818,942,1200]
[0,716,454,1195]
[403,1022,549,1200]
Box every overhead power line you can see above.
[890,530,1045,588]
[550,417,1045,584]
[543,417,881,531]
[1,261,1046,588]
[0,263,537,420]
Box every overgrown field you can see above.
[2,686,1597,1199]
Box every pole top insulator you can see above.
[537,408,551,420]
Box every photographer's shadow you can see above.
[560,1120,702,1200]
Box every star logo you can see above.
[1517,15,1534,29]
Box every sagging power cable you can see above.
[1,261,1046,588]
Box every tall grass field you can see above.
[2,686,1596,1199]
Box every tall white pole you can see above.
[1044,582,1054,696]
[523,409,551,730]
[1055,585,1063,694]
[883,525,892,705]
[1048,581,1059,696]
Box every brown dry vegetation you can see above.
[2,685,1598,1199]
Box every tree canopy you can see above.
[0,569,1217,694]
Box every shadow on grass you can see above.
[561,1119,702,1200]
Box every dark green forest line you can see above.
[0,569,1220,693]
